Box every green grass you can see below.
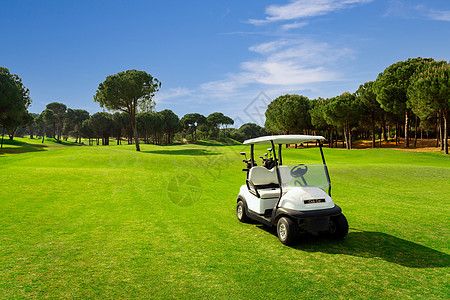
[1,138,449,298]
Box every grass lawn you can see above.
[1,137,449,298]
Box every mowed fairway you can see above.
[1,139,449,299]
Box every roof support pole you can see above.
[250,144,255,167]
[319,141,332,196]
[278,144,282,166]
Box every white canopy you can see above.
[243,135,325,145]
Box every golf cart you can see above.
[236,135,348,245]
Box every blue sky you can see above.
[1,0,449,127]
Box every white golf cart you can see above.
[236,135,348,245]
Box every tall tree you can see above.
[41,109,56,142]
[35,113,47,143]
[160,109,180,144]
[355,81,385,148]
[149,111,165,144]
[2,110,33,141]
[221,115,234,137]
[0,67,31,147]
[408,60,449,154]
[112,112,128,145]
[238,123,266,140]
[137,112,156,144]
[26,113,39,139]
[373,57,434,147]
[265,94,311,134]
[46,102,67,141]
[80,119,95,145]
[206,112,226,138]
[181,113,206,142]
[64,109,89,142]
[323,92,361,149]
[94,69,161,151]
[90,112,114,145]
[74,109,90,143]
[310,98,335,147]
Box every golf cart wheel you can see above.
[277,217,299,246]
[328,214,348,239]
[236,201,249,223]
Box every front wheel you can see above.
[277,217,299,246]
[236,201,249,223]
[328,214,348,239]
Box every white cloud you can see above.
[281,21,309,31]
[416,5,450,22]
[200,39,353,95]
[157,39,354,124]
[248,0,373,25]
[249,40,293,54]
[384,2,450,22]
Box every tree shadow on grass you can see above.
[142,149,220,156]
[0,140,48,155]
[257,226,449,268]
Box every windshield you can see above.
[278,164,330,191]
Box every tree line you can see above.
[1,69,247,148]
[2,58,448,154]
[265,58,449,154]
[7,103,245,147]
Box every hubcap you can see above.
[279,223,287,240]
[237,205,243,219]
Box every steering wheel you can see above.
[290,164,308,177]
[290,164,308,186]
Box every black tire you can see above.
[277,217,299,246]
[328,214,348,239]
[236,201,249,223]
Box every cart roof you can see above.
[243,135,325,145]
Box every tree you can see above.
[323,92,361,149]
[90,112,114,145]
[94,70,161,151]
[221,115,234,137]
[408,60,449,154]
[355,81,386,148]
[41,109,56,142]
[35,113,46,143]
[265,94,311,134]
[160,109,180,144]
[112,112,128,145]
[80,119,94,145]
[238,123,266,140]
[73,109,90,143]
[0,67,31,147]
[25,113,39,139]
[373,57,434,147]
[180,113,206,142]
[310,98,335,147]
[46,102,67,141]
[206,112,225,138]
[64,108,89,143]
[149,111,165,144]
[137,112,156,144]
[2,110,33,141]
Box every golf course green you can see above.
[1,138,449,298]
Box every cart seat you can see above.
[248,167,281,199]
[249,166,278,186]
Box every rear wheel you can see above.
[236,201,249,223]
[277,217,299,246]
[328,214,348,239]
